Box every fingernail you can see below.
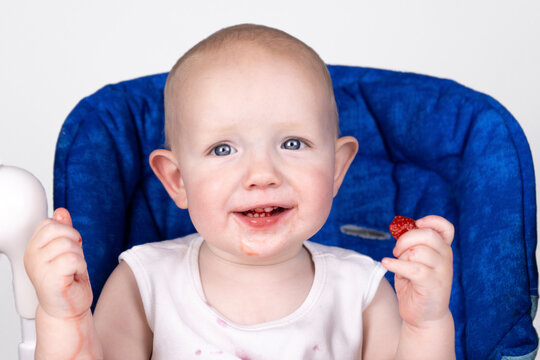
[54,210,64,220]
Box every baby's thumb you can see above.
[53,207,73,227]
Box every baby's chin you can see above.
[237,235,307,265]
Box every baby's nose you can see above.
[242,155,282,190]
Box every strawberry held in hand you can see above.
[389,216,417,239]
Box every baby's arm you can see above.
[25,208,152,359]
[94,261,153,359]
[24,208,102,359]
[363,215,455,359]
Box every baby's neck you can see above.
[198,241,315,325]
[199,241,313,281]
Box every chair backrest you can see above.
[54,65,538,359]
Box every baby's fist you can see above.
[24,208,92,320]
[383,215,454,328]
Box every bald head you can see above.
[164,24,338,150]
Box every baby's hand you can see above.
[24,208,92,320]
[382,215,454,329]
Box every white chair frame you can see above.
[0,164,47,360]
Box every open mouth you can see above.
[241,206,286,218]
[234,205,292,228]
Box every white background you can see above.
[1,1,539,358]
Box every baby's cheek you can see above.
[185,177,225,231]
[300,167,334,225]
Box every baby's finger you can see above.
[34,221,82,249]
[53,208,73,227]
[31,218,55,240]
[393,228,449,258]
[382,257,432,285]
[415,215,454,246]
[47,251,88,280]
[398,245,442,269]
[39,237,84,264]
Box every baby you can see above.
[25,24,455,359]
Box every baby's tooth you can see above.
[254,208,264,213]
[246,213,253,218]
[264,207,274,212]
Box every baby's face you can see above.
[170,45,340,264]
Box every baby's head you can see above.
[163,23,339,151]
[151,24,358,264]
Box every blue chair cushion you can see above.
[54,65,538,359]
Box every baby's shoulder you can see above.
[306,241,381,270]
[306,242,387,310]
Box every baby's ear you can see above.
[149,149,188,209]
[333,136,358,197]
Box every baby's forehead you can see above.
[180,48,332,113]
[176,40,325,87]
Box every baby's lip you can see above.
[232,203,294,229]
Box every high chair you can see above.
[2,65,538,359]
[0,164,45,359]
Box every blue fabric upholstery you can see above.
[54,65,538,359]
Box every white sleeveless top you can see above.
[119,233,386,359]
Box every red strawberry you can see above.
[389,216,417,239]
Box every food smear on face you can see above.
[389,216,417,239]
[240,241,260,257]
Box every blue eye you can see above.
[212,144,236,156]
[281,138,304,150]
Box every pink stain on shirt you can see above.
[195,349,202,355]
[217,318,229,327]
